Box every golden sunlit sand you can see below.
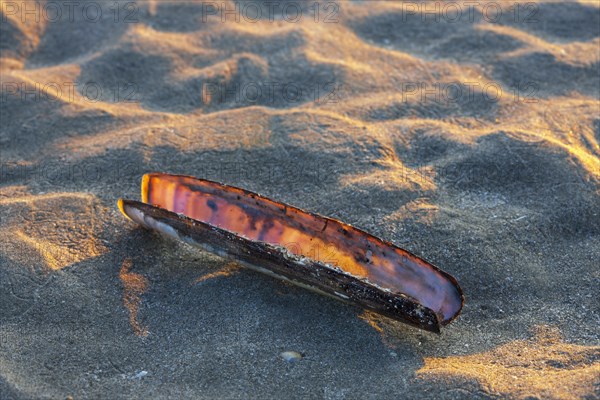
[418,326,600,400]
[119,258,149,337]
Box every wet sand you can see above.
[1,1,599,399]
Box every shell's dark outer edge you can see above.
[120,199,443,333]
[144,172,464,326]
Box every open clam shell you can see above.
[118,173,463,333]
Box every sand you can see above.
[1,1,599,399]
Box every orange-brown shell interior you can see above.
[141,173,462,322]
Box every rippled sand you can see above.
[1,1,598,399]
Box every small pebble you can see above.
[280,351,303,362]
[134,371,148,379]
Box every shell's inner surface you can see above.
[138,173,462,324]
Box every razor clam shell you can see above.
[141,174,463,323]
[119,199,444,333]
